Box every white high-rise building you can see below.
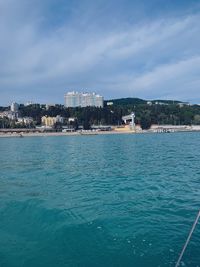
[64,92,104,108]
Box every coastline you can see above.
[0,130,137,138]
[0,128,200,138]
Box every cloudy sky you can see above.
[0,0,200,105]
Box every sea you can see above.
[0,132,200,267]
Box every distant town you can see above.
[1,91,200,136]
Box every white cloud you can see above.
[0,0,200,104]
[128,56,200,99]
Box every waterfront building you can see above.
[41,115,64,127]
[64,91,104,108]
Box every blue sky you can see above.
[0,0,200,105]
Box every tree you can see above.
[140,115,152,130]
[83,120,90,130]
[193,115,200,125]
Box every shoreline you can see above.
[0,129,200,138]
[0,130,137,138]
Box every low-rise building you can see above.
[46,104,56,110]
[68,117,77,123]
[107,102,113,106]
[0,112,6,118]
[0,111,18,120]
[178,102,190,108]
[25,101,34,106]
[11,102,19,112]
[17,117,34,125]
[41,115,64,127]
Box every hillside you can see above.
[105,98,147,105]
[105,98,182,106]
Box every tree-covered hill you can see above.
[1,98,200,129]
[104,97,146,106]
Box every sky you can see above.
[0,0,200,105]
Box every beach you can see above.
[1,124,200,138]
[0,130,138,138]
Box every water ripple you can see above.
[0,132,200,267]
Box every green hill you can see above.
[104,98,183,106]
[105,98,147,106]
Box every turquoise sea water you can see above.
[0,132,200,267]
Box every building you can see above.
[0,111,18,120]
[178,102,190,108]
[25,101,34,106]
[45,104,56,110]
[41,115,64,127]
[64,91,104,108]
[17,117,34,125]
[10,102,19,112]
[68,117,77,123]
[0,112,8,119]
[107,102,113,106]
